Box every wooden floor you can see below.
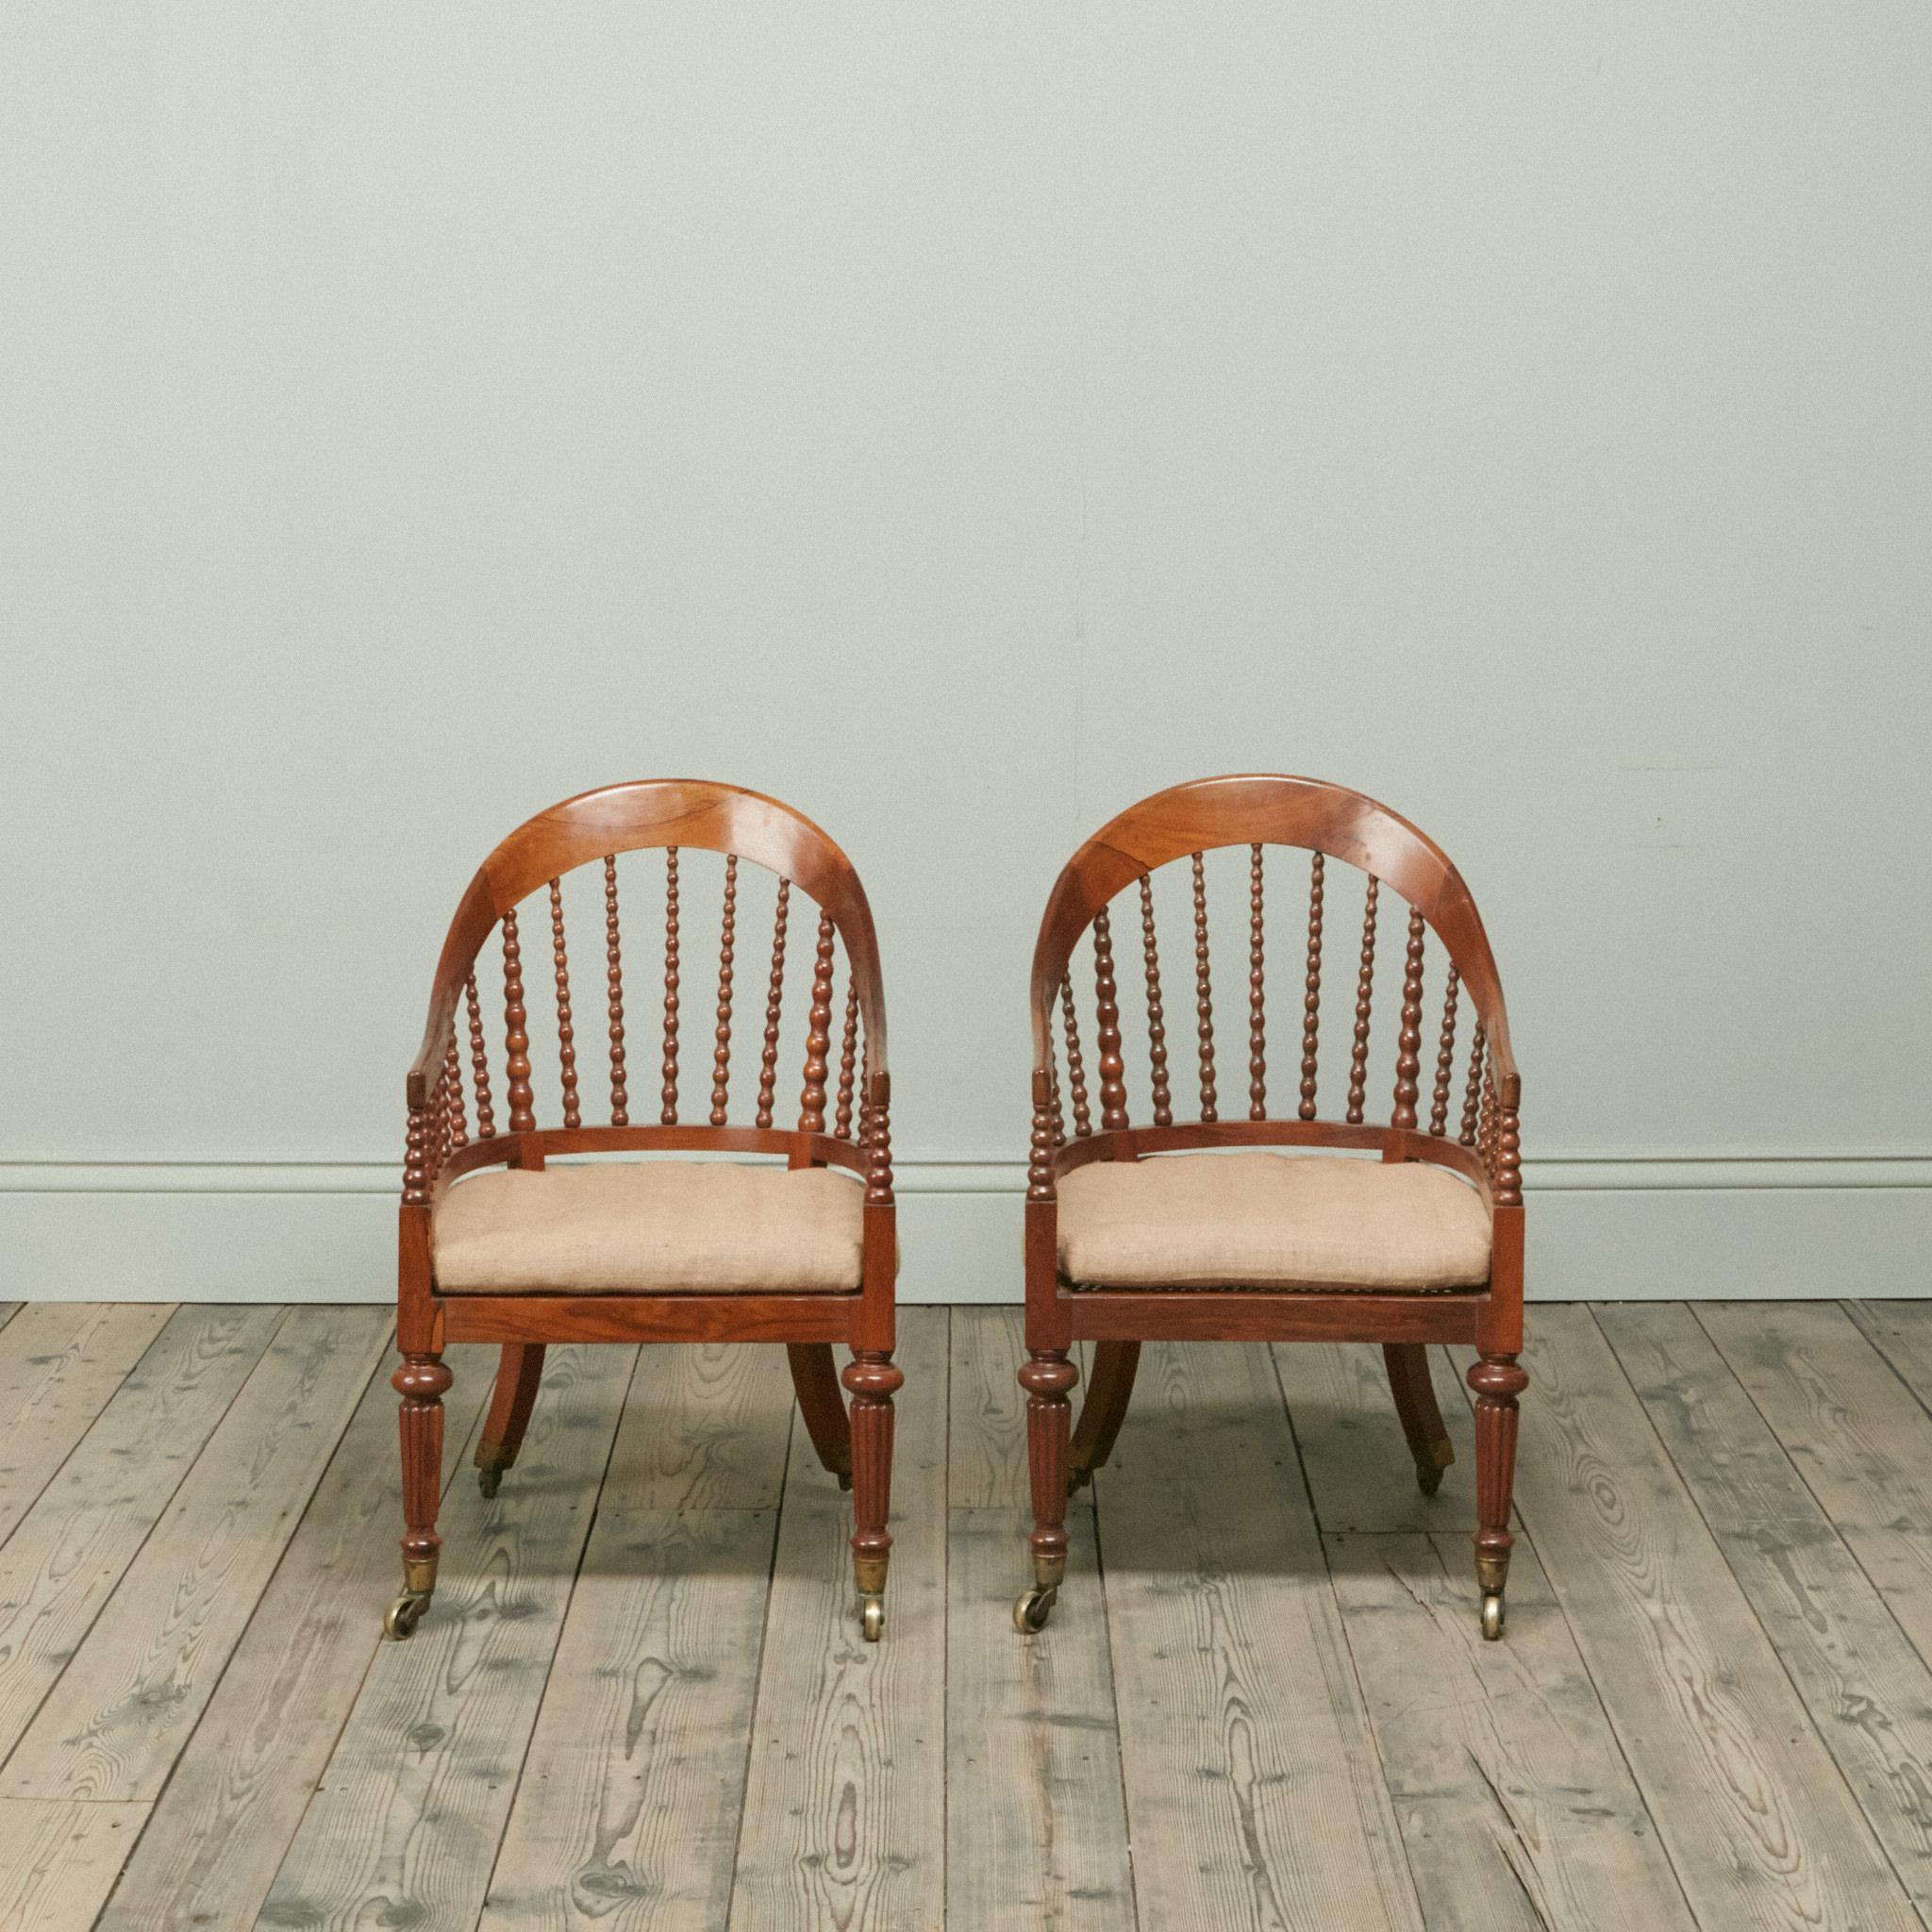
[2,1301,1931,1927]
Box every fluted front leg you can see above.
[1468,1352,1528,1640]
[842,1350,902,1641]
[388,1349,452,1640]
[1016,1350,1078,1632]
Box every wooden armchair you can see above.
[1016,776,1525,1640]
[391,782,899,1642]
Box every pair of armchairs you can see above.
[390,776,1525,1648]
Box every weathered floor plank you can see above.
[951,1307,1041,1513]
[1602,1299,1932,1915]
[258,1341,637,1931]
[1481,1306,1923,1930]
[1101,1341,1424,1932]
[1325,1531,1693,1931]
[1847,1298,1932,1410]
[0,1796,150,1930]
[1698,1299,1932,1667]
[948,1508,1134,1931]
[601,1340,796,1512]
[3,1306,391,1802]
[729,1306,948,1931]
[480,1507,779,1930]
[479,1336,796,1931]
[0,1303,176,1550]
[0,1304,284,1769]
[1274,1340,1476,1533]
[92,1339,497,1932]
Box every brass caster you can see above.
[1013,1585,1058,1635]
[860,1593,885,1642]
[477,1467,502,1500]
[385,1591,432,1641]
[1067,1466,1093,1496]
[838,1471,854,1493]
[1415,1460,1444,1498]
[1481,1591,1505,1641]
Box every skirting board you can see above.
[1,1155,1927,1304]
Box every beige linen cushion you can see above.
[433,1160,866,1293]
[1057,1151,1491,1291]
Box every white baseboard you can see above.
[2,1155,1927,1304]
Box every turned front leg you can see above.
[842,1350,902,1641]
[1468,1352,1528,1640]
[389,1349,452,1639]
[1016,1351,1078,1630]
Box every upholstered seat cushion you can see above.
[433,1160,867,1293]
[1057,1152,1491,1291]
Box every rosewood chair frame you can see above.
[1018,775,1525,1639]
[392,781,898,1641]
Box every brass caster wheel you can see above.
[385,1591,432,1641]
[860,1594,885,1642]
[1415,1459,1444,1499]
[1013,1585,1058,1635]
[838,1471,854,1493]
[1480,1592,1505,1642]
[477,1468,502,1500]
[1067,1466,1093,1496]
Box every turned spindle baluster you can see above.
[1391,907,1426,1130]
[1346,876,1379,1125]
[549,880,580,1130]
[660,847,679,1125]
[756,879,791,1129]
[465,974,495,1139]
[502,907,536,1134]
[1192,852,1218,1122]
[1248,844,1266,1120]
[605,857,628,1126]
[1299,853,1324,1121]
[402,1099,432,1206]
[710,856,739,1127]
[1028,1066,1057,1203]
[1139,874,1172,1127]
[835,978,860,1140]
[443,1031,467,1150]
[1479,1058,1497,1174]
[799,908,836,1132]
[1059,979,1093,1137]
[1461,1020,1487,1147]
[1430,966,1461,1138]
[1092,906,1128,1131]
[431,1057,452,1174]
[1494,1096,1523,1208]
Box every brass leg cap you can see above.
[860,1593,885,1642]
[1481,1591,1505,1641]
[1013,1585,1058,1635]
[385,1590,433,1641]
[478,1468,502,1499]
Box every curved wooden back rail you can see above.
[1025,774,1518,1201]
[402,782,891,1197]
[391,781,898,1646]
[1016,774,1526,1645]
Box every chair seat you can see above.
[1057,1152,1491,1291]
[433,1160,866,1294]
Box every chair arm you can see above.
[404,978,467,1110]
